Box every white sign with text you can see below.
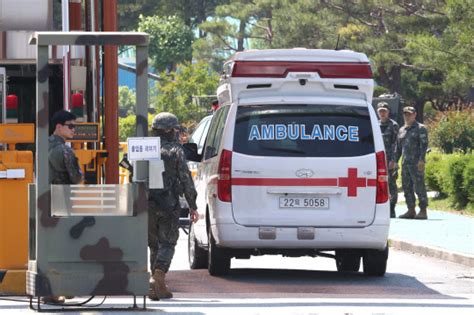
[127,137,161,161]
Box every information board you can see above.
[69,123,100,142]
[127,137,161,161]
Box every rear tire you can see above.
[208,228,231,276]
[335,249,361,272]
[363,245,389,276]
[188,223,208,269]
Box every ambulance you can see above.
[187,49,390,277]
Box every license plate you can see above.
[279,197,329,209]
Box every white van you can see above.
[188,49,390,277]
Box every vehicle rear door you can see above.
[231,104,378,227]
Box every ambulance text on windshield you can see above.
[248,124,360,142]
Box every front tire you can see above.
[208,228,231,276]
[363,245,389,276]
[188,223,208,269]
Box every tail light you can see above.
[217,149,232,202]
[376,151,389,204]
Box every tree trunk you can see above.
[377,64,402,94]
[415,99,425,123]
[389,65,402,94]
[237,20,246,51]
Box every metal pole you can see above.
[134,45,148,185]
[135,46,148,138]
[35,42,50,272]
[89,0,98,123]
[103,0,119,183]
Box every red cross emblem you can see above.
[338,168,367,197]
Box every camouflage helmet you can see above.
[152,112,179,130]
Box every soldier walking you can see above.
[47,110,83,303]
[396,106,429,220]
[148,112,198,300]
[376,102,399,218]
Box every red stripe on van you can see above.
[232,178,338,186]
[367,179,377,186]
[231,61,373,79]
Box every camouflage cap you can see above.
[403,106,416,114]
[152,112,180,130]
[377,102,390,111]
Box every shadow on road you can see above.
[168,268,457,300]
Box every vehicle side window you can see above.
[197,120,211,155]
[190,117,210,155]
[203,106,230,160]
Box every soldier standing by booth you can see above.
[396,106,429,220]
[376,102,399,218]
[49,110,83,186]
[148,112,198,300]
[46,110,83,303]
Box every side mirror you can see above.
[119,153,133,173]
[182,143,201,162]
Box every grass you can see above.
[427,197,474,217]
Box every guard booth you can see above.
[27,32,151,310]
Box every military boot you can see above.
[390,204,396,218]
[149,269,173,300]
[398,207,416,219]
[415,207,428,220]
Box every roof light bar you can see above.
[231,61,373,79]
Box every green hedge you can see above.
[425,152,448,196]
[463,158,474,205]
[426,152,474,209]
[428,110,473,154]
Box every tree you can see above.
[270,0,341,49]
[406,0,474,110]
[118,0,161,31]
[138,15,194,72]
[316,0,455,118]
[151,62,219,123]
[119,86,136,116]
[119,0,228,34]
[154,0,228,34]
[193,0,275,71]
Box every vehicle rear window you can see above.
[233,104,374,157]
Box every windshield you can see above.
[233,104,374,157]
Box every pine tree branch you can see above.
[401,63,436,71]
[216,34,237,52]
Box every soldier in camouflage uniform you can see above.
[396,106,429,220]
[148,112,198,300]
[46,110,83,304]
[49,110,83,186]
[376,102,400,218]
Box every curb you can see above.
[389,238,474,268]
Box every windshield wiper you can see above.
[260,146,306,155]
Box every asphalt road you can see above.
[1,233,472,314]
[168,233,473,300]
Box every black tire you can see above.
[188,223,208,269]
[208,228,231,276]
[363,245,389,276]
[335,249,361,272]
